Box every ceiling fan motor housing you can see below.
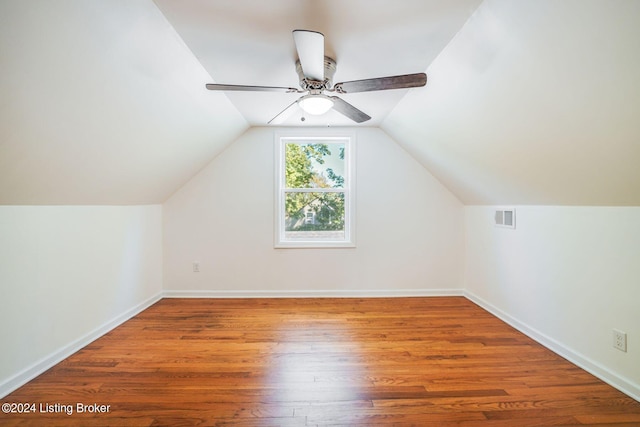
[296,56,336,92]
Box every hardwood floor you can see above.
[2,297,639,426]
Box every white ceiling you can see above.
[153,0,482,126]
[383,0,640,205]
[0,0,248,204]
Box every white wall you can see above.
[0,205,163,397]
[163,127,464,295]
[465,206,640,399]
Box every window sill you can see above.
[274,240,356,249]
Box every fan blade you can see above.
[330,97,371,123]
[293,30,325,81]
[334,73,427,94]
[206,83,299,93]
[268,100,300,125]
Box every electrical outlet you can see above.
[613,329,627,352]
[193,262,200,273]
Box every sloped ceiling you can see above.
[0,0,248,204]
[382,0,640,205]
[2,0,638,207]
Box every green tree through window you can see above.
[276,134,354,248]
[284,142,345,233]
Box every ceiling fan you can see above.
[205,30,427,124]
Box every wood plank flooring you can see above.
[2,297,639,426]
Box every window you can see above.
[305,211,315,224]
[275,132,355,248]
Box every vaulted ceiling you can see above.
[1,0,639,205]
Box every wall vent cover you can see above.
[495,208,516,229]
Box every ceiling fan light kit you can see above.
[298,94,334,115]
[206,29,427,124]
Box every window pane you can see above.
[285,142,345,189]
[284,192,345,240]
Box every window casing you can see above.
[275,132,355,248]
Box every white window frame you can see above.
[274,130,356,248]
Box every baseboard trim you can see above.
[0,292,163,399]
[162,288,464,298]
[464,290,640,403]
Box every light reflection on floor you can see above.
[266,320,370,408]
